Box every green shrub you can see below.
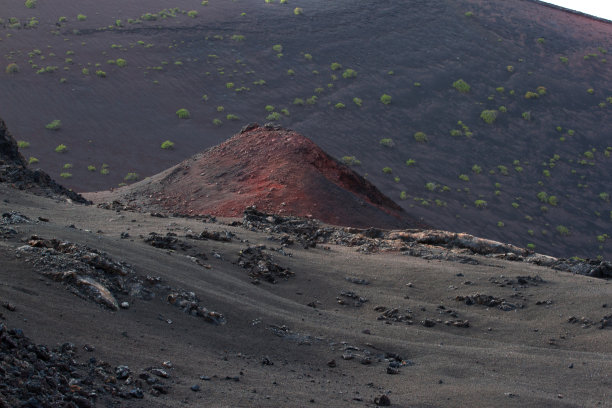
[124,172,139,182]
[379,138,394,147]
[63,163,72,169]
[304,53,312,61]
[464,11,473,17]
[559,56,568,64]
[265,105,275,112]
[380,94,392,105]
[87,165,96,171]
[330,62,342,71]
[55,144,67,153]
[293,98,304,106]
[587,88,594,94]
[287,69,295,76]
[382,167,392,174]
[458,174,470,182]
[524,91,539,99]
[226,114,239,120]
[17,141,30,148]
[556,225,570,236]
[45,120,62,130]
[452,79,470,93]
[536,37,545,44]
[334,102,346,109]
[425,182,436,191]
[342,69,357,78]
[25,0,37,9]
[536,191,548,202]
[599,192,610,201]
[527,243,535,250]
[548,196,558,206]
[28,157,39,165]
[414,132,428,143]
[471,164,482,174]
[341,156,361,166]
[406,158,416,166]
[161,140,174,149]
[498,106,507,113]
[496,87,504,93]
[280,109,290,116]
[212,118,222,126]
[294,7,303,15]
[480,110,498,124]
[474,200,487,208]
[266,112,281,121]
[60,172,72,179]
[176,108,190,119]
[497,221,505,228]
[116,58,127,67]
[272,44,283,53]
[77,14,87,21]
[187,10,198,18]
[5,63,19,74]
[352,97,362,107]
[95,70,106,78]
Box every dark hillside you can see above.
[0,0,610,257]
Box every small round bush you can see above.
[452,79,470,93]
[5,63,19,74]
[380,94,392,105]
[161,140,175,149]
[414,132,428,143]
[176,108,190,119]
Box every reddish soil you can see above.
[85,124,425,229]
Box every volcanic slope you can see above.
[84,124,424,230]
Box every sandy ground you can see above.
[1,184,611,407]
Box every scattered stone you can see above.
[261,357,273,366]
[120,301,130,309]
[150,368,170,378]
[386,366,400,375]
[191,384,200,392]
[327,359,336,368]
[336,290,368,307]
[2,301,16,311]
[144,232,191,251]
[186,230,233,242]
[374,394,391,406]
[166,291,226,325]
[376,306,413,324]
[345,276,370,285]
[421,319,436,327]
[1,211,30,224]
[238,245,293,284]
[115,365,131,380]
[455,294,520,311]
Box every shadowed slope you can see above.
[85,124,425,229]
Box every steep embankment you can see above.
[0,118,88,203]
[85,124,425,229]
